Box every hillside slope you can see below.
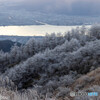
[0,25,99,100]
[71,67,100,90]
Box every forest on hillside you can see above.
[0,25,100,100]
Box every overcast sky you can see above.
[0,0,100,15]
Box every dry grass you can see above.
[71,67,100,91]
[0,87,57,100]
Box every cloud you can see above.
[0,0,100,15]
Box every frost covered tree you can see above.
[24,38,36,56]
[90,24,100,39]
[0,25,100,99]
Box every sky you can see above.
[0,0,100,15]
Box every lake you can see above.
[0,25,91,36]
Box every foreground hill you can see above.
[0,67,100,100]
[0,25,99,100]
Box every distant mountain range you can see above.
[0,35,43,52]
[0,35,43,44]
[0,40,21,52]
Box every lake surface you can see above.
[0,25,91,36]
